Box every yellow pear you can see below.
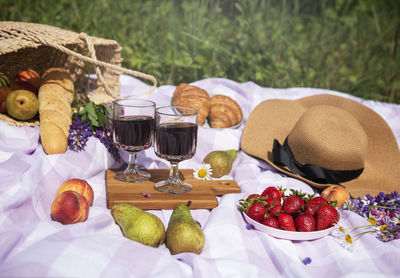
[203,149,238,178]
[111,203,165,247]
[166,202,205,255]
[6,89,38,120]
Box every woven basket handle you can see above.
[19,29,157,100]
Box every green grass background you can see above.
[1,0,399,103]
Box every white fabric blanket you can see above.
[0,75,399,277]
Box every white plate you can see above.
[201,118,243,129]
[242,209,341,241]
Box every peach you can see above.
[321,185,350,207]
[56,178,94,206]
[51,190,89,224]
[14,69,41,90]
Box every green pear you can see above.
[203,149,238,178]
[166,202,205,255]
[6,89,39,120]
[111,203,165,247]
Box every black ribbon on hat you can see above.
[272,138,364,184]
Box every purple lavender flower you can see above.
[343,190,400,243]
[68,102,121,162]
[379,222,400,241]
[343,197,366,216]
[246,223,255,230]
[68,116,93,151]
[366,194,374,202]
[377,230,395,242]
[380,215,392,226]
[370,208,386,224]
[93,127,120,162]
[301,257,312,265]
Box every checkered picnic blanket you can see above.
[0,75,399,277]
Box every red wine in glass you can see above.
[155,122,197,163]
[112,99,155,183]
[154,106,198,194]
[113,115,154,152]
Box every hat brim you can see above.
[241,94,400,198]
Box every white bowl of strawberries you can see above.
[238,186,341,241]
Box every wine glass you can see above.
[154,106,198,194]
[112,99,155,182]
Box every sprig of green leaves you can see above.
[75,101,113,131]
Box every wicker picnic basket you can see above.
[0,21,157,127]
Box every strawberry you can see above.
[305,196,328,215]
[277,186,286,199]
[316,204,339,230]
[268,202,282,216]
[246,202,268,222]
[307,196,328,206]
[261,216,279,229]
[246,193,260,200]
[261,186,282,207]
[295,213,316,232]
[265,197,276,207]
[283,195,305,215]
[261,186,282,200]
[305,202,320,216]
[238,195,268,222]
[277,213,296,231]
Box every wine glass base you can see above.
[114,169,151,183]
[154,180,192,194]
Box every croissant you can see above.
[209,95,243,128]
[172,83,210,126]
[38,68,74,154]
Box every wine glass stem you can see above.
[126,152,139,173]
[168,162,180,183]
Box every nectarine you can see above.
[51,190,89,224]
[56,178,94,206]
[321,185,350,207]
[15,69,41,90]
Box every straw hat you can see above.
[241,94,400,197]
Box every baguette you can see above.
[40,122,68,154]
[39,68,74,154]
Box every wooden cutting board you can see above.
[106,169,241,210]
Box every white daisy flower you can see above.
[331,221,355,252]
[193,163,213,180]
